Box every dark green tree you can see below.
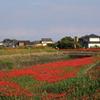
[2,38,18,46]
[2,39,18,43]
[58,36,82,49]
[2,39,12,43]
[61,36,74,42]
[47,43,58,48]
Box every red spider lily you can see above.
[97,68,100,71]
[9,48,15,51]
[58,49,100,51]
[96,89,100,92]
[0,72,4,78]
[1,57,99,83]
[44,93,66,99]
[0,79,35,98]
[0,87,6,91]
[0,57,100,98]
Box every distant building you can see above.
[41,38,53,46]
[0,41,4,46]
[16,38,53,47]
[74,36,79,42]
[78,34,100,48]
[17,40,34,47]
[33,41,42,46]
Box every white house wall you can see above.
[0,43,4,45]
[89,38,100,42]
[88,43,100,48]
[42,43,47,46]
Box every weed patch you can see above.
[0,60,14,69]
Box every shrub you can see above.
[32,46,49,49]
[90,45,100,49]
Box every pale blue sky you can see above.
[0,0,100,41]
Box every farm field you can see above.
[0,47,58,56]
[0,56,100,100]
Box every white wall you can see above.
[89,38,100,42]
[88,43,100,48]
[0,43,4,45]
[42,43,47,46]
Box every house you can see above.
[0,41,4,46]
[17,40,34,47]
[41,38,53,46]
[78,34,100,48]
[33,38,53,46]
[16,38,53,47]
[33,41,42,46]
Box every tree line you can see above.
[1,37,82,49]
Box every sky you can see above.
[0,0,100,42]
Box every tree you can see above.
[47,43,58,48]
[2,38,18,46]
[2,39,12,43]
[60,36,74,42]
[58,41,74,49]
[58,36,82,49]
[3,39,18,43]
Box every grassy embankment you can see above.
[0,47,62,70]
[0,47,73,70]
[0,47,100,70]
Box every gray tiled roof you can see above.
[80,34,100,39]
[33,41,41,44]
[41,38,53,41]
[17,40,34,45]
[88,34,100,38]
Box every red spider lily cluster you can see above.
[0,57,100,99]
[58,48,100,51]
[0,79,35,98]
[1,57,99,82]
[42,64,100,100]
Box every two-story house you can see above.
[78,34,100,48]
[41,38,53,46]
